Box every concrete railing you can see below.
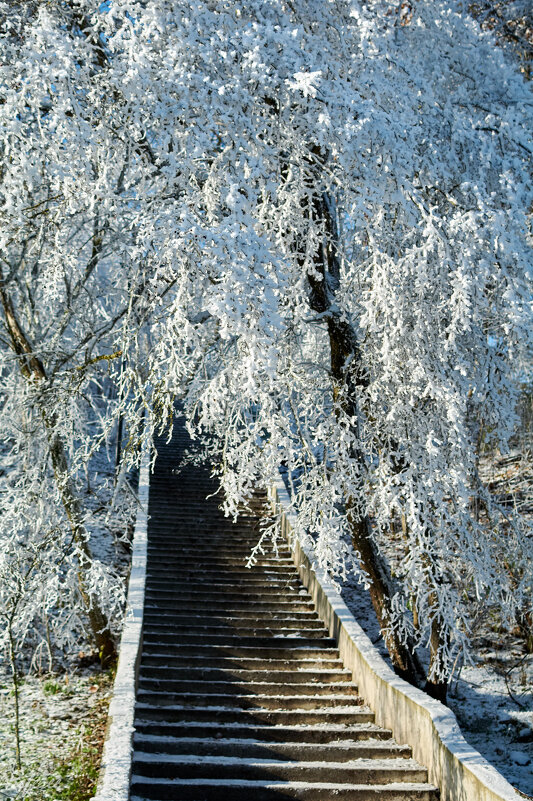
[91,444,151,801]
[269,478,523,801]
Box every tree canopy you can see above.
[1,0,531,697]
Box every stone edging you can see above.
[91,444,151,801]
[269,478,522,801]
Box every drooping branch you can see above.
[0,262,116,665]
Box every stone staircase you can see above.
[129,427,439,800]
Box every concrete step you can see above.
[147,554,294,564]
[132,735,410,760]
[133,721,393,743]
[147,543,288,552]
[147,562,290,572]
[131,753,427,784]
[143,627,329,641]
[139,654,345,670]
[145,567,297,578]
[148,514,271,521]
[140,639,338,654]
[146,535,263,545]
[144,572,298,584]
[134,703,375,725]
[130,778,438,801]
[144,575,298,588]
[150,546,290,555]
[146,536,262,545]
[136,691,365,710]
[146,566,295,576]
[143,589,308,601]
[147,547,281,554]
[147,543,280,553]
[144,582,303,593]
[142,625,329,640]
[138,666,352,683]
[143,626,336,648]
[145,601,318,626]
[148,520,230,526]
[142,597,316,612]
[144,578,307,591]
[142,589,310,603]
[142,609,321,621]
[137,679,358,696]
[146,553,289,562]
[147,524,262,533]
[142,612,323,627]
[149,547,290,555]
[144,580,307,594]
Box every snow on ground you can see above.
[0,668,113,800]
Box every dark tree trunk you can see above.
[299,149,426,688]
[425,612,449,703]
[0,272,116,666]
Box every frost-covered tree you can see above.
[1,0,531,701]
[99,0,533,699]
[0,0,159,665]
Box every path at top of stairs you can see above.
[130,424,439,801]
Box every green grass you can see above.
[42,679,62,696]
[9,671,113,801]
[49,726,101,801]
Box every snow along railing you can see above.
[269,477,523,801]
[91,443,151,801]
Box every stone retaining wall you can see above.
[269,478,522,801]
[91,445,151,801]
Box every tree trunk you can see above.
[47,428,116,666]
[348,511,426,684]
[0,273,116,666]
[300,156,426,687]
[326,311,425,686]
[114,356,125,482]
[8,623,21,771]
[425,612,449,703]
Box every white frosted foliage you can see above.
[0,0,531,683]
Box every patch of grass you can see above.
[42,677,75,698]
[42,680,62,696]
[51,725,102,801]
[42,689,109,801]
[15,671,113,801]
